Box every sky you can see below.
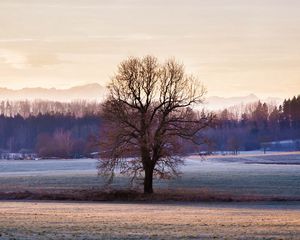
[0,0,299,98]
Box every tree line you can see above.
[0,96,299,158]
[204,95,300,153]
[0,100,102,118]
[0,110,101,158]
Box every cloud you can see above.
[86,34,196,41]
[0,49,28,69]
[26,53,63,67]
[0,38,35,43]
[0,49,63,69]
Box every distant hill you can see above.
[0,83,282,108]
[204,94,282,110]
[205,94,258,110]
[0,83,107,102]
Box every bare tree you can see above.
[98,56,213,194]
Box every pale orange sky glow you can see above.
[0,0,299,98]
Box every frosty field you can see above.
[0,152,299,239]
[0,201,299,239]
[0,152,300,198]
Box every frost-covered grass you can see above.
[0,152,300,198]
[0,201,299,239]
[0,154,299,239]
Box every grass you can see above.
[0,153,299,239]
[0,153,299,201]
[0,201,299,239]
[1,188,300,202]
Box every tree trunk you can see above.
[144,166,154,194]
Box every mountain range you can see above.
[204,94,282,110]
[0,83,282,110]
[0,83,107,102]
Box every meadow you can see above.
[0,201,299,239]
[0,152,299,199]
[0,152,300,239]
